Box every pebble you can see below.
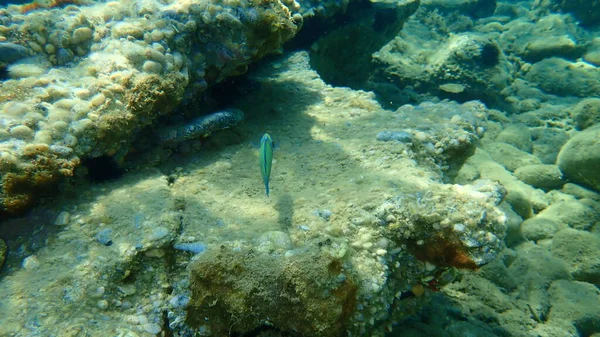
[143,323,161,334]
[89,93,106,107]
[0,239,7,268]
[376,130,413,143]
[71,27,93,44]
[313,209,332,221]
[148,226,169,241]
[10,125,33,140]
[117,284,137,296]
[8,64,46,78]
[54,211,71,226]
[22,255,40,270]
[173,242,206,254]
[97,299,109,310]
[95,228,113,246]
[50,145,74,157]
[112,22,144,39]
[2,102,29,116]
[142,60,163,74]
[56,48,73,65]
[0,42,29,65]
[45,44,56,54]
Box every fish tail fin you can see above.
[265,183,270,197]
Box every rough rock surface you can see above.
[556,126,600,192]
[0,0,298,217]
[533,0,600,27]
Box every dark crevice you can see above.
[82,155,125,183]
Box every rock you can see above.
[507,244,571,320]
[547,280,600,335]
[188,247,362,336]
[374,33,513,108]
[71,27,93,44]
[514,164,564,190]
[534,0,600,27]
[495,124,533,153]
[308,0,419,88]
[526,58,600,97]
[561,183,600,201]
[523,35,578,62]
[0,42,30,66]
[499,14,584,63]
[95,229,113,246]
[521,216,559,242]
[0,0,306,217]
[0,238,6,269]
[421,0,497,18]
[583,50,600,66]
[7,63,46,78]
[376,130,413,143]
[484,142,542,172]
[572,98,600,130]
[54,211,71,226]
[551,228,600,285]
[531,127,569,164]
[532,200,599,231]
[556,126,600,192]
[464,148,548,218]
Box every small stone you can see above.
[10,125,33,140]
[0,238,7,269]
[112,22,144,39]
[71,27,93,44]
[50,145,73,157]
[521,216,559,242]
[54,211,71,226]
[0,42,29,65]
[95,228,113,246]
[22,255,40,270]
[2,102,29,116]
[376,130,413,143]
[8,63,45,78]
[514,164,564,191]
[89,93,106,107]
[45,44,56,54]
[97,299,109,310]
[142,60,162,74]
[150,29,164,42]
[142,323,161,335]
[148,226,169,241]
[137,315,148,325]
[117,284,137,296]
[173,242,206,254]
[557,126,600,192]
[23,143,50,156]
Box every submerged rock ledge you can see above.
[0,0,307,217]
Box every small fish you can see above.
[259,133,274,196]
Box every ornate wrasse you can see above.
[259,133,274,196]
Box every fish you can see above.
[259,133,274,196]
[158,108,244,145]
